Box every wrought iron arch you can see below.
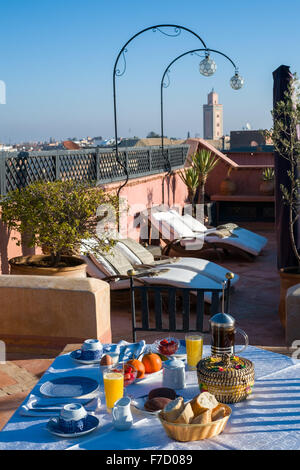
[112,25,207,196]
[160,48,239,171]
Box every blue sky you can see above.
[0,0,299,143]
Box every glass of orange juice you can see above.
[103,363,124,411]
[185,334,203,370]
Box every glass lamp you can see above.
[230,70,244,90]
[199,53,217,77]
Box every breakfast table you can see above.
[1,345,300,451]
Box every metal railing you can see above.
[0,145,189,195]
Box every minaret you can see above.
[203,89,223,140]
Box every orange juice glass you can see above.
[185,334,203,369]
[103,365,124,411]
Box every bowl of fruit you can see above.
[153,338,180,357]
[123,363,138,387]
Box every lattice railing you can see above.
[0,145,189,195]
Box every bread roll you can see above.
[173,402,194,424]
[162,397,185,422]
[211,404,226,421]
[190,392,218,416]
[191,409,211,425]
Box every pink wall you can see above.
[103,170,189,241]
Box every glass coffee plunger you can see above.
[210,273,249,356]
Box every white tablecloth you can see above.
[1,346,300,450]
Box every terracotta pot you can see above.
[279,267,300,328]
[259,181,274,196]
[220,178,236,195]
[9,255,87,278]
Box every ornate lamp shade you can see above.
[230,72,244,90]
[199,54,217,77]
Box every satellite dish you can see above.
[245,122,252,130]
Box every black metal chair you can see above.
[128,271,233,342]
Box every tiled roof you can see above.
[184,138,238,168]
[62,140,80,150]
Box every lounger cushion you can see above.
[152,211,195,239]
[116,239,154,265]
[178,213,207,233]
[157,211,267,256]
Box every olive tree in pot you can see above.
[267,74,300,326]
[1,180,119,277]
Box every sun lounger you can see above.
[115,237,239,287]
[143,206,267,260]
[80,243,226,304]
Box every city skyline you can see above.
[1,0,300,143]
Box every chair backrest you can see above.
[129,278,223,342]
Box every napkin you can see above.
[103,340,146,363]
[20,390,101,417]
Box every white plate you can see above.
[135,369,163,383]
[131,395,160,416]
[131,394,184,416]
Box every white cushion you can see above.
[152,211,195,239]
[180,213,207,233]
[116,241,142,265]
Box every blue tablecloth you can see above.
[1,345,300,450]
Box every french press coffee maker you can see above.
[210,273,248,356]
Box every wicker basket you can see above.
[197,354,255,404]
[158,404,231,442]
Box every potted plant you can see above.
[260,168,275,195]
[220,167,237,195]
[267,74,300,326]
[1,180,119,277]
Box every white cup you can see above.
[112,397,133,431]
[58,403,87,433]
[81,339,103,360]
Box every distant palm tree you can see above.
[192,150,219,204]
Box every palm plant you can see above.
[262,168,275,181]
[179,166,199,203]
[192,149,219,204]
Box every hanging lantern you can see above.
[230,71,244,90]
[199,53,217,77]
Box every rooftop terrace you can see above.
[0,221,284,430]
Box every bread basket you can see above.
[158,404,231,442]
[197,354,255,403]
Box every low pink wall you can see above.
[0,217,37,274]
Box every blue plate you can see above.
[40,376,99,398]
[47,414,99,438]
[70,350,101,365]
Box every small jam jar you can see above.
[162,357,185,390]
